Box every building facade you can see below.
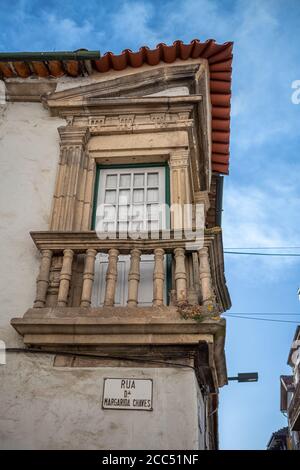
[267,427,289,450]
[0,39,232,449]
[278,326,300,450]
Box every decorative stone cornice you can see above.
[30,228,218,252]
[46,94,202,115]
[85,111,191,134]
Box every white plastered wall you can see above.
[0,81,205,450]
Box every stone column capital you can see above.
[194,191,210,214]
[168,150,189,169]
[58,126,90,147]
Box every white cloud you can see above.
[104,1,161,52]
[223,176,300,280]
[40,14,95,50]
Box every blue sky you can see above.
[1,0,300,450]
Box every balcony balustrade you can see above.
[11,227,229,388]
[30,229,227,311]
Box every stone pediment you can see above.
[42,62,209,114]
[41,61,211,192]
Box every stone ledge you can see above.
[11,306,227,387]
[11,306,225,335]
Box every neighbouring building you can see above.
[0,39,232,450]
[276,326,300,450]
[267,427,290,451]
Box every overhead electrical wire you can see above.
[224,247,300,250]
[223,245,300,256]
[220,246,299,322]
[226,312,300,316]
[224,314,299,324]
[4,348,197,370]
[224,251,300,256]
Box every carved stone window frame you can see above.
[44,67,212,232]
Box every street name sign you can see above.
[102,378,153,411]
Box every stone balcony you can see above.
[11,228,230,388]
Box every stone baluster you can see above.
[127,249,141,307]
[46,256,63,307]
[57,249,74,307]
[174,247,187,302]
[80,249,97,307]
[104,249,119,306]
[198,247,214,306]
[33,250,53,308]
[153,248,165,306]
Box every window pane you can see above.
[118,222,128,232]
[120,174,131,187]
[118,205,129,221]
[147,204,160,220]
[104,205,116,220]
[133,189,144,203]
[147,188,158,202]
[106,174,117,189]
[131,221,143,232]
[103,222,115,232]
[148,220,159,231]
[131,204,145,220]
[119,189,130,204]
[134,173,144,187]
[147,172,159,186]
[105,190,116,203]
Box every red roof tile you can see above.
[0,39,233,174]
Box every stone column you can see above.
[104,248,119,307]
[57,249,74,307]
[169,151,198,304]
[198,246,214,306]
[153,248,165,306]
[127,249,141,307]
[174,247,187,302]
[81,157,96,230]
[80,249,97,307]
[168,151,191,231]
[33,250,53,308]
[50,126,91,231]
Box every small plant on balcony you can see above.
[176,300,220,322]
